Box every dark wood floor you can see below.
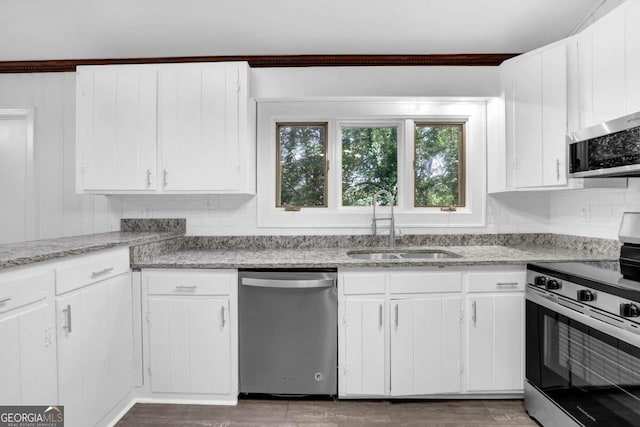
[115,398,539,427]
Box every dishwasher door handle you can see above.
[241,277,335,289]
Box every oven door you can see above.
[526,288,640,427]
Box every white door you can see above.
[592,13,626,125]
[158,63,241,192]
[0,304,56,405]
[466,294,524,392]
[77,65,157,191]
[57,275,133,426]
[541,44,568,186]
[625,1,640,115]
[106,274,134,406]
[147,297,231,394]
[342,298,386,396]
[514,54,543,188]
[391,297,461,396]
[0,109,34,244]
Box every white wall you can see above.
[252,66,500,98]
[0,72,120,241]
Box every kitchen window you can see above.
[414,123,465,208]
[276,123,328,208]
[257,100,486,229]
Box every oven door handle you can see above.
[527,288,640,346]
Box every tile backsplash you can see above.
[114,178,640,240]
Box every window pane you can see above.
[342,127,398,206]
[414,123,465,207]
[277,123,327,207]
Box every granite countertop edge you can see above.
[0,231,183,270]
[131,245,615,269]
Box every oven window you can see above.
[528,301,640,426]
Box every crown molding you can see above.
[0,54,518,73]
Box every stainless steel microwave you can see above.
[568,111,640,178]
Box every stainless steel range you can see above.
[525,212,640,427]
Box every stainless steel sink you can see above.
[399,251,461,259]
[347,250,461,260]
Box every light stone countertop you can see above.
[0,231,182,270]
[132,244,616,269]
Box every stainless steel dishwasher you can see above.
[238,269,338,396]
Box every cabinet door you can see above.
[158,63,245,192]
[0,304,56,405]
[57,274,133,427]
[576,33,594,129]
[466,293,524,392]
[147,297,231,394]
[106,274,134,407]
[592,13,626,125]
[77,65,157,191]
[542,45,568,186]
[390,297,461,396]
[513,54,543,188]
[342,299,385,396]
[625,1,640,115]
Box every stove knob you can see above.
[577,290,596,302]
[534,276,547,287]
[546,279,561,290]
[620,303,640,318]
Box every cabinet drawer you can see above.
[466,271,526,293]
[389,272,462,294]
[342,274,385,295]
[0,269,53,314]
[56,247,130,295]
[146,270,234,296]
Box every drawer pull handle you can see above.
[395,304,399,328]
[378,304,383,328]
[496,282,519,287]
[175,285,198,291]
[221,306,226,327]
[472,300,477,325]
[91,267,114,278]
[62,304,72,333]
[0,297,12,304]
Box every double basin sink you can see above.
[347,249,461,260]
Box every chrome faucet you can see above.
[372,189,395,248]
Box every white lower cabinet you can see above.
[0,269,56,405]
[57,272,133,427]
[339,270,463,398]
[142,269,238,401]
[465,270,526,393]
[390,297,461,396]
[339,267,526,398]
[342,298,386,396]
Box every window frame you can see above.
[256,99,487,230]
[336,120,406,210]
[275,121,329,208]
[413,121,466,208]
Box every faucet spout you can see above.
[372,189,395,248]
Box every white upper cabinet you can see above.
[626,1,640,115]
[591,12,626,125]
[572,0,640,130]
[158,63,248,192]
[500,42,567,190]
[76,62,255,195]
[76,65,157,192]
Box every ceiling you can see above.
[0,0,605,62]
